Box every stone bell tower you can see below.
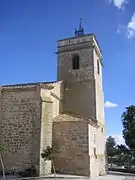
[57,20,105,126]
[54,20,106,177]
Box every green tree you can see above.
[121,105,135,166]
[116,144,130,166]
[0,145,5,180]
[41,146,56,177]
[106,136,117,168]
[117,144,129,155]
[122,105,135,150]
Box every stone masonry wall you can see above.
[93,48,104,124]
[0,86,41,174]
[88,123,106,177]
[39,89,53,176]
[52,114,90,176]
[57,35,99,120]
[63,80,96,120]
[97,124,106,176]
[39,82,63,175]
[88,124,99,177]
[57,44,94,82]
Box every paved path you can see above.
[1,173,135,180]
[43,172,135,180]
[36,175,135,180]
[96,175,134,180]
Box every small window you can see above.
[94,147,96,155]
[72,54,80,70]
[101,128,103,133]
[94,148,97,159]
[97,60,100,75]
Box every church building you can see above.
[0,22,106,178]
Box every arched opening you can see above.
[72,54,80,70]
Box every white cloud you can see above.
[116,13,135,39]
[110,134,125,145]
[116,24,126,34]
[127,13,135,39]
[109,0,128,9]
[106,134,125,145]
[114,134,125,145]
[104,101,118,108]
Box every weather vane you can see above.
[79,18,82,28]
[75,18,85,37]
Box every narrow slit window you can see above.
[94,148,97,159]
[101,128,103,133]
[94,147,96,155]
[72,55,80,70]
[97,60,100,75]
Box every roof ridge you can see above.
[64,112,89,120]
[54,112,99,128]
[1,81,57,87]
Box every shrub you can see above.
[18,166,37,177]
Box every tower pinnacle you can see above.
[75,18,85,37]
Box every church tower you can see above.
[53,21,106,177]
[57,20,104,126]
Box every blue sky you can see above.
[0,0,135,144]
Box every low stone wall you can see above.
[52,114,90,176]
